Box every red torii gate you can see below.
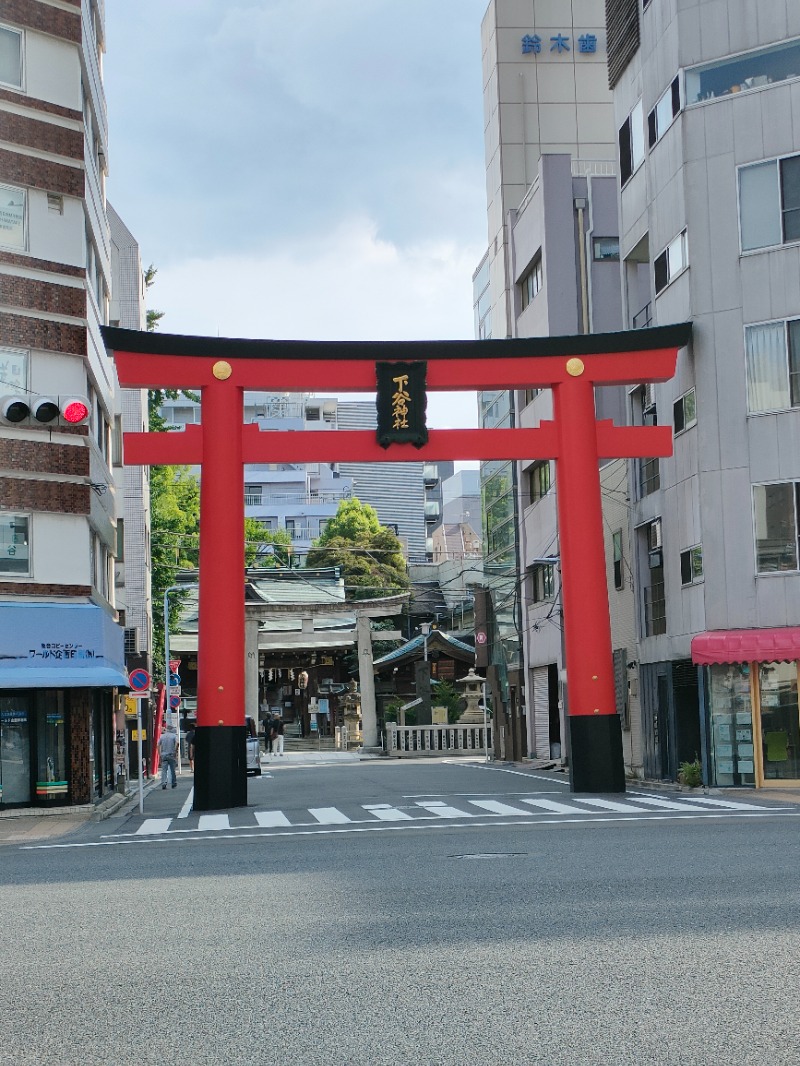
[102,324,691,810]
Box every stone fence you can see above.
[385,723,492,758]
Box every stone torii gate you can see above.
[102,323,691,811]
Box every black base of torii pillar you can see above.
[568,716,626,793]
[193,726,247,811]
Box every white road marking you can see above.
[255,810,291,828]
[462,764,571,786]
[309,807,352,824]
[135,818,172,836]
[177,789,194,820]
[415,801,475,818]
[578,798,653,813]
[26,810,800,850]
[198,814,230,831]
[519,798,590,814]
[631,796,725,812]
[468,799,531,816]
[668,796,765,811]
[363,804,412,821]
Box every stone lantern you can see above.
[456,667,486,725]
[342,679,363,749]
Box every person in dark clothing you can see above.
[263,717,274,756]
[185,724,196,772]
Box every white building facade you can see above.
[610,0,800,788]
[0,1,127,809]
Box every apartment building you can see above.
[0,1,126,809]
[610,0,800,787]
[476,0,623,760]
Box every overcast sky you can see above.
[104,1,489,428]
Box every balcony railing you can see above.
[244,490,351,507]
[632,303,653,329]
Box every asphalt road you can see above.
[3,759,800,1065]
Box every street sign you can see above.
[128,668,150,692]
[169,694,181,710]
[124,696,139,716]
[169,673,181,687]
[170,685,181,697]
[475,631,487,645]
[169,659,181,672]
[131,728,147,741]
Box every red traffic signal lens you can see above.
[61,399,90,424]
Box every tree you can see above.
[244,519,292,568]
[305,497,409,601]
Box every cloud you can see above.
[148,216,483,427]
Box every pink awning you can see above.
[691,628,800,665]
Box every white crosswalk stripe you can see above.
[578,798,653,813]
[120,792,791,839]
[415,800,475,818]
[309,807,351,824]
[630,796,722,812]
[255,810,291,828]
[136,818,172,836]
[363,804,412,821]
[519,798,590,814]
[198,814,229,831]
[468,799,531,816]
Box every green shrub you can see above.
[678,758,703,788]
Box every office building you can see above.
[609,0,800,788]
[0,1,126,808]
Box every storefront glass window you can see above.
[708,664,755,786]
[0,695,32,805]
[759,661,800,781]
[35,691,68,802]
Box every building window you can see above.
[523,389,542,405]
[685,36,800,106]
[0,345,28,392]
[618,100,645,185]
[593,237,620,261]
[642,519,665,636]
[244,484,262,507]
[612,530,624,590]
[647,76,681,147]
[739,154,800,252]
[745,319,800,413]
[654,230,687,294]
[527,461,551,504]
[673,388,696,433]
[0,24,22,88]
[680,545,703,585]
[753,482,800,573]
[530,563,555,604]
[0,183,25,250]
[0,513,30,575]
[520,256,542,310]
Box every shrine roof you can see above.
[101,323,692,362]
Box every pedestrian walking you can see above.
[263,716,274,757]
[158,725,179,789]
[185,723,196,772]
[272,715,285,756]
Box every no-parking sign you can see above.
[128,668,150,692]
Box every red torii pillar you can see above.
[103,324,691,810]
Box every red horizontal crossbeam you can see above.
[122,421,673,466]
[113,349,679,393]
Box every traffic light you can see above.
[0,395,90,427]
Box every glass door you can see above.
[0,696,32,806]
[758,662,800,785]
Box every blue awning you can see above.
[0,603,128,690]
